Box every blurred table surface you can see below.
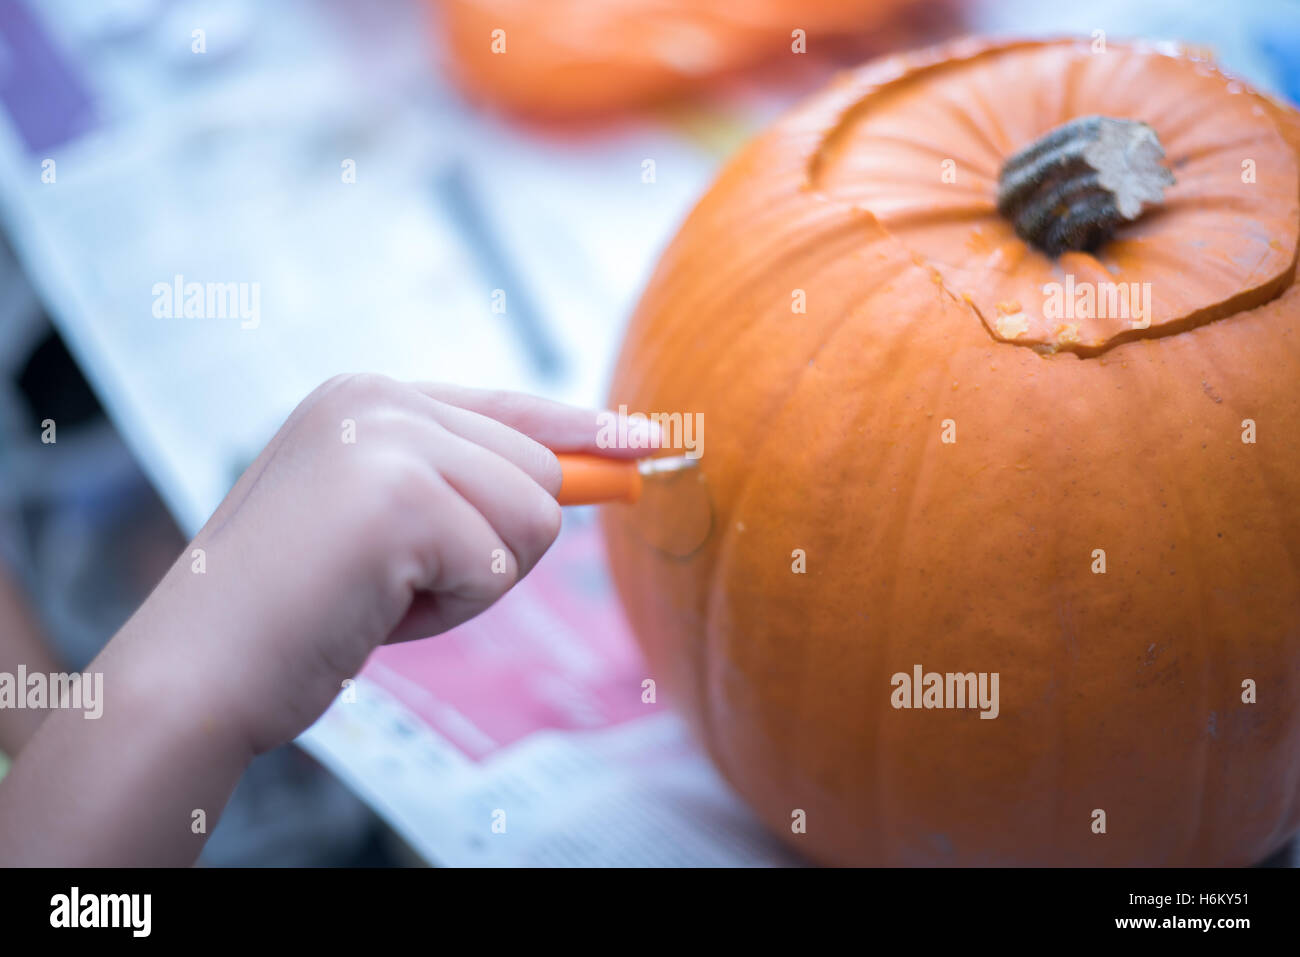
[0,0,1296,866]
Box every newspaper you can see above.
[298,511,800,866]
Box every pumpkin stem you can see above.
[996,116,1175,256]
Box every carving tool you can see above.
[554,452,713,558]
[555,453,698,505]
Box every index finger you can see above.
[408,383,658,458]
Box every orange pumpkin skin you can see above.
[603,37,1300,866]
[431,0,919,119]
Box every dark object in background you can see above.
[16,328,102,433]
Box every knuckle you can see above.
[461,551,516,605]
[484,562,517,599]
[535,495,563,545]
[305,373,355,409]
[383,460,439,512]
[529,442,563,496]
[341,372,395,403]
[342,456,435,533]
[516,494,562,562]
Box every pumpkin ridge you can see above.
[625,221,937,797]
[882,344,971,859]
[1170,132,1287,165]
[1151,303,1300,861]
[1155,403,1217,861]
[931,86,1012,168]
[625,205,928,496]
[708,236,967,841]
[712,283,952,862]
[806,37,1069,184]
[633,204,881,391]
[817,128,992,170]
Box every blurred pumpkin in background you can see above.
[603,36,1300,865]
[432,0,930,118]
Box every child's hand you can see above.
[1,375,648,865]
[131,375,645,755]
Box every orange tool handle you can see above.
[555,453,642,505]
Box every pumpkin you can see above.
[602,36,1300,866]
[432,0,922,118]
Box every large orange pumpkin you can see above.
[603,36,1300,866]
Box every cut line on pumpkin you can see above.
[631,463,715,561]
[804,38,1299,356]
[955,263,1295,357]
